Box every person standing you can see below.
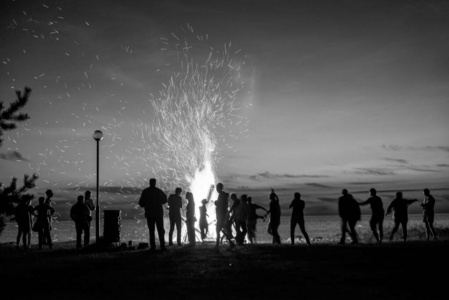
[199,199,209,241]
[84,190,95,237]
[138,178,168,251]
[33,197,55,249]
[386,192,417,242]
[358,188,384,243]
[266,189,281,244]
[44,189,54,245]
[338,189,361,245]
[168,187,183,246]
[289,193,311,245]
[247,197,266,244]
[14,198,33,249]
[70,195,91,249]
[234,194,249,245]
[421,188,437,241]
[214,183,235,249]
[185,192,196,246]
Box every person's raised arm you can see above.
[358,198,370,206]
[386,201,394,216]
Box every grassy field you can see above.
[1,238,448,300]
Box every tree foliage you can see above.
[0,86,31,147]
[0,174,38,216]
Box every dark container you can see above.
[103,210,121,243]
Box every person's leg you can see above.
[348,220,358,244]
[370,219,380,243]
[402,220,408,242]
[168,218,175,246]
[84,223,90,247]
[290,219,296,244]
[340,219,348,244]
[38,229,43,249]
[241,222,247,244]
[156,216,166,249]
[17,228,22,248]
[424,221,431,241]
[76,224,82,249]
[299,219,311,245]
[379,216,384,242]
[176,219,182,245]
[389,220,400,241]
[45,226,52,249]
[215,216,222,247]
[147,217,156,250]
[429,219,437,239]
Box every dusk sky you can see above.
[1,0,448,214]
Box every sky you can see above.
[1,0,448,215]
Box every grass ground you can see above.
[1,238,448,300]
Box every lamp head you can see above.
[93,130,103,141]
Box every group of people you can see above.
[13,177,438,250]
[14,189,95,250]
[14,189,56,250]
[337,188,437,244]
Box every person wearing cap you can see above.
[386,192,417,242]
[421,188,437,241]
[358,188,384,243]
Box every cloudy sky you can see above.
[1,0,448,213]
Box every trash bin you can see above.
[103,210,121,243]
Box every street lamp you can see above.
[93,130,103,243]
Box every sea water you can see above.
[1,214,448,245]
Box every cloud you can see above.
[384,157,408,164]
[353,168,396,176]
[0,150,28,161]
[250,171,330,181]
[401,165,440,173]
[305,183,333,189]
[437,164,449,168]
[382,145,449,152]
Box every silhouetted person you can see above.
[338,189,360,245]
[386,192,417,242]
[358,188,384,243]
[199,199,209,241]
[229,193,240,230]
[138,178,168,251]
[84,190,94,237]
[44,189,54,245]
[70,195,90,249]
[247,197,267,244]
[421,188,437,241]
[234,194,249,245]
[289,193,311,245]
[266,189,281,244]
[186,192,196,246]
[168,187,183,246]
[214,183,235,249]
[33,196,55,249]
[15,198,33,249]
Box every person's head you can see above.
[39,196,45,204]
[230,193,237,201]
[186,192,194,202]
[216,183,223,193]
[241,194,248,202]
[77,195,84,203]
[201,199,207,205]
[269,190,277,201]
[175,187,182,195]
[342,189,348,196]
[247,196,252,204]
[149,178,156,187]
[85,190,91,199]
[369,188,377,196]
[294,192,301,199]
[423,188,430,196]
[396,191,403,199]
[45,189,53,198]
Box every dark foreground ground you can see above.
[1,240,448,300]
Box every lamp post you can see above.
[93,130,103,243]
